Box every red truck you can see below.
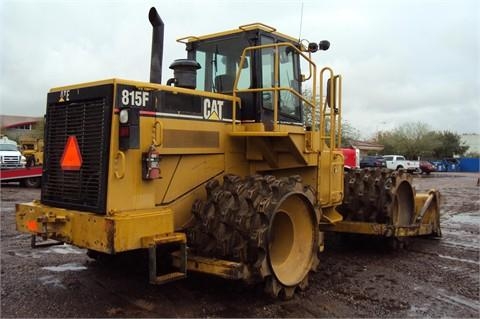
[341,147,360,170]
[0,166,42,188]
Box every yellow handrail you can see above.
[319,68,342,151]
[232,42,317,134]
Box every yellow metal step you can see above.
[171,251,249,280]
[143,233,187,285]
[151,271,186,285]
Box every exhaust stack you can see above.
[149,7,164,84]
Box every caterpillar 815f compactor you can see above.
[16,7,441,299]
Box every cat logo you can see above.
[58,90,70,102]
[203,98,224,120]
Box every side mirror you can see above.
[319,40,330,51]
[308,42,318,53]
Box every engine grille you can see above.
[1,156,21,168]
[41,92,112,214]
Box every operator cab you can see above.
[180,24,304,127]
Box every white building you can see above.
[461,133,480,155]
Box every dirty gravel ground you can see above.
[1,173,479,318]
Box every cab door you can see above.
[258,36,303,130]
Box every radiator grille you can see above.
[1,156,21,168]
[41,96,112,214]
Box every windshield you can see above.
[0,144,18,151]
[188,31,303,124]
[192,35,251,93]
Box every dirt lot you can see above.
[1,173,479,318]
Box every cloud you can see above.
[0,0,478,138]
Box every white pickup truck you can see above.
[0,136,26,169]
[383,155,420,173]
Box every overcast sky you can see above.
[1,0,478,138]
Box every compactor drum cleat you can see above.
[188,174,319,299]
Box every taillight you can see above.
[118,107,140,150]
[119,126,130,137]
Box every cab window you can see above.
[192,37,251,93]
[260,35,302,121]
[278,45,301,119]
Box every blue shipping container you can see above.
[442,158,460,172]
[431,160,446,172]
[459,158,480,172]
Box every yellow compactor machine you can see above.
[19,137,44,167]
[16,8,441,299]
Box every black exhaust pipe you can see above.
[149,7,164,84]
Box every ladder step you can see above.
[151,271,186,284]
[147,238,187,285]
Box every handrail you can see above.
[319,68,342,205]
[176,36,200,44]
[238,22,276,33]
[232,42,317,134]
[319,68,342,151]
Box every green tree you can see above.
[376,123,469,159]
[341,120,361,147]
[302,88,359,147]
[377,122,440,159]
[433,131,469,158]
[302,88,320,129]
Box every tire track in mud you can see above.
[2,175,479,318]
[405,283,480,318]
[408,174,480,317]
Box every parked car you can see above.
[360,155,387,168]
[419,161,437,174]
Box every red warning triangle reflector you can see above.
[61,136,83,170]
